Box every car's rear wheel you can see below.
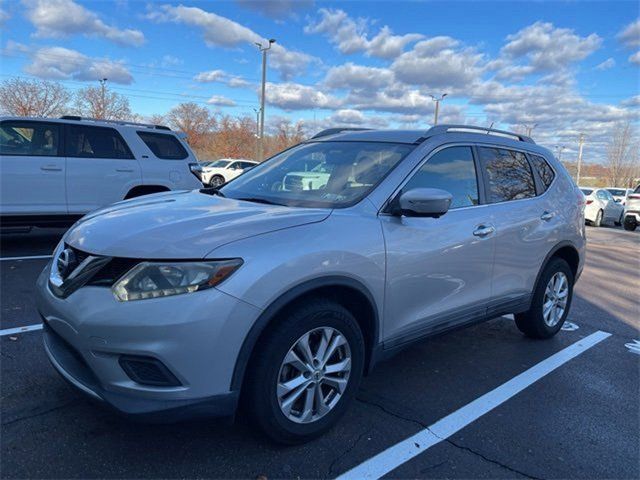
[244,299,364,444]
[623,216,637,231]
[209,175,225,187]
[592,209,603,227]
[515,257,574,339]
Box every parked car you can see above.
[37,125,585,444]
[623,184,640,231]
[580,187,625,227]
[282,161,331,191]
[201,159,258,187]
[605,187,633,205]
[0,116,203,227]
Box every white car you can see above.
[0,116,203,227]
[623,184,640,231]
[201,159,258,187]
[580,187,625,227]
[605,187,633,206]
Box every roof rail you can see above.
[59,116,171,131]
[424,124,535,144]
[311,127,372,139]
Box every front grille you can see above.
[119,356,181,387]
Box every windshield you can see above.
[209,160,231,168]
[580,188,593,196]
[219,141,415,208]
[607,188,626,196]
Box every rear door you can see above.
[478,146,552,309]
[65,124,141,213]
[0,120,66,215]
[381,145,495,343]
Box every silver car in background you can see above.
[36,125,585,443]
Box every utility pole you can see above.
[253,107,261,162]
[430,93,448,125]
[576,133,585,185]
[555,145,566,162]
[256,39,275,160]
[99,78,107,119]
[523,123,538,137]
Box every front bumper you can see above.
[36,263,261,421]
[624,211,640,222]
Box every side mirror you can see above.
[393,188,453,218]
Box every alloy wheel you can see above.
[276,327,351,424]
[543,272,569,327]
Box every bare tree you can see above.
[605,122,640,187]
[166,102,217,151]
[0,78,71,117]
[73,85,133,120]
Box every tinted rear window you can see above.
[529,154,555,191]
[606,189,626,196]
[478,147,536,203]
[137,131,188,160]
[66,125,133,159]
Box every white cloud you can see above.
[194,69,226,83]
[630,51,640,66]
[265,82,342,110]
[236,0,314,18]
[391,37,484,89]
[0,4,10,26]
[305,8,423,59]
[595,58,616,70]
[498,22,601,75]
[323,63,395,90]
[207,95,236,107]
[16,45,133,84]
[22,0,144,47]
[148,4,315,80]
[617,19,640,48]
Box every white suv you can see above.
[0,116,203,227]
[201,159,258,187]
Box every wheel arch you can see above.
[230,276,380,392]
[533,241,581,292]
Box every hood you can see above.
[65,190,330,259]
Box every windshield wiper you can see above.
[235,197,284,206]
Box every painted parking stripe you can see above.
[0,255,52,262]
[337,330,611,480]
[0,323,43,337]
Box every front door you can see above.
[0,120,66,215]
[65,124,141,214]
[381,146,495,344]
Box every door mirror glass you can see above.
[395,188,453,218]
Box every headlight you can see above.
[112,259,243,302]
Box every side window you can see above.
[478,147,536,203]
[529,154,555,191]
[66,125,133,159]
[137,131,188,160]
[0,121,60,157]
[403,146,479,209]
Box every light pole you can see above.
[256,38,275,160]
[555,145,566,162]
[253,107,261,161]
[99,78,107,119]
[576,133,585,185]
[430,93,448,125]
[523,123,538,137]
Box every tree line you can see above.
[0,78,305,161]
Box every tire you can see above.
[515,257,574,339]
[244,299,365,444]
[615,212,623,226]
[209,175,225,187]
[623,216,637,231]
[592,209,603,227]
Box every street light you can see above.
[253,107,261,161]
[555,145,566,162]
[523,123,538,137]
[99,78,108,119]
[430,93,448,125]
[256,38,275,161]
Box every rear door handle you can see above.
[115,168,134,173]
[40,165,62,172]
[473,225,495,237]
[541,211,555,221]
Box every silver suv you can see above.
[36,125,586,443]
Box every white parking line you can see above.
[0,323,43,337]
[0,255,52,262]
[337,330,611,480]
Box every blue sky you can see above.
[1,0,638,162]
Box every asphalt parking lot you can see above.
[1,225,638,479]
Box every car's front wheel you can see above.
[624,216,637,231]
[515,257,574,339]
[244,299,364,444]
[209,175,225,187]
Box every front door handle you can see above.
[473,225,495,237]
[541,211,555,221]
[40,165,62,172]
[115,168,134,173]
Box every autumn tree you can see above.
[166,102,216,152]
[73,84,133,120]
[209,115,256,160]
[605,122,640,187]
[263,119,306,157]
[0,78,71,117]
